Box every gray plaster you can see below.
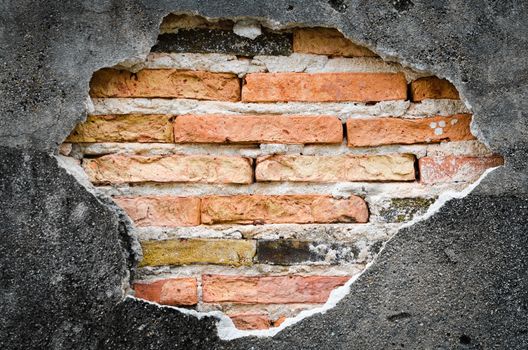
[1,0,527,349]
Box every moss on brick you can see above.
[379,197,437,223]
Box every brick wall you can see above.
[62,14,503,330]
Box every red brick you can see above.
[82,154,253,184]
[419,155,504,184]
[242,72,407,103]
[90,68,240,101]
[229,313,272,330]
[346,114,475,147]
[202,275,350,304]
[293,28,377,57]
[201,195,369,225]
[133,278,198,306]
[113,196,200,227]
[410,77,460,101]
[173,114,343,144]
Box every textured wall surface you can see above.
[0,1,527,349]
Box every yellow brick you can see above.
[66,115,173,143]
[140,239,256,267]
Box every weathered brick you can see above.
[293,28,377,57]
[419,155,504,184]
[173,114,343,144]
[229,313,272,330]
[201,195,369,225]
[255,154,416,182]
[113,196,200,227]
[257,240,359,265]
[66,114,173,143]
[152,29,292,56]
[410,77,460,101]
[133,278,198,306]
[82,154,253,185]
[242,72,407,102]
[202,275,350,303]
[90,68,240,101]
[378,197,437,223]
[140,239,256,267]
[346,114,475,147]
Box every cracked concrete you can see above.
[1,0,528,349]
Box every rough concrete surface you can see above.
[0,0,527,349]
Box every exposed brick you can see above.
[410,77,460,101]
[140,239,256,267]
[293,28,377,57]
[201,195,369,225]
[66,114,173,143]
[90,68,240,101]
[82,154,253,185]
[173,114,343,144]
[419,155,504,184]
[256,154,416,182]
[242,72,407,102]
[229,313,272,330]
[152,29,292,56]
[133,278,198,306]
[256,240,359,265]
[113,196,200,227]
[378,197,437,223]
[202,275,350,303]
[346,114,475,147]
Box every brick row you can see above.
[419,155,503,184]
[133,274,348,307]
[69,114,474,146]
[115,194,369,227]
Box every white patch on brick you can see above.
[233,20,262,39]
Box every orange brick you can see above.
[66,114,173,143]
[242,72,407,103]
[202,275,350,304]
[134,278,198,306]
[201,195,368,225]
[173,114,343,144]
[82,154,253,185]
[410,77,460,101]
[346,114,475,147]
[256,154,416,182]
[113,196,200,227]
[293,28,377,57]
[90,68,240,101]
[229,313,272,330]
[419,155,503,184]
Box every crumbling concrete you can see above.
[1,0,527,349]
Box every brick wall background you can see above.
[61,14,502,330]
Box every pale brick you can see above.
[242,72,407,102]
[202,275,350,303]
[66,114,173,143]
[173,114,343,144]
[82,154,253,184]
[201,195,369,224]
[133,278,198,306]
[346,114,475,147]
[90,68,240,101]
[140,239,256,267]
[229,313,271,330]
[256,154,416,182]
[293,28,377,57]
[419,155,504,184]
[113,196,200,227]
[411,76,460,101]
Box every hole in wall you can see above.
[59,13,503,338]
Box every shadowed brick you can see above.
[293,28,377,57]
[411,77,460,101]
